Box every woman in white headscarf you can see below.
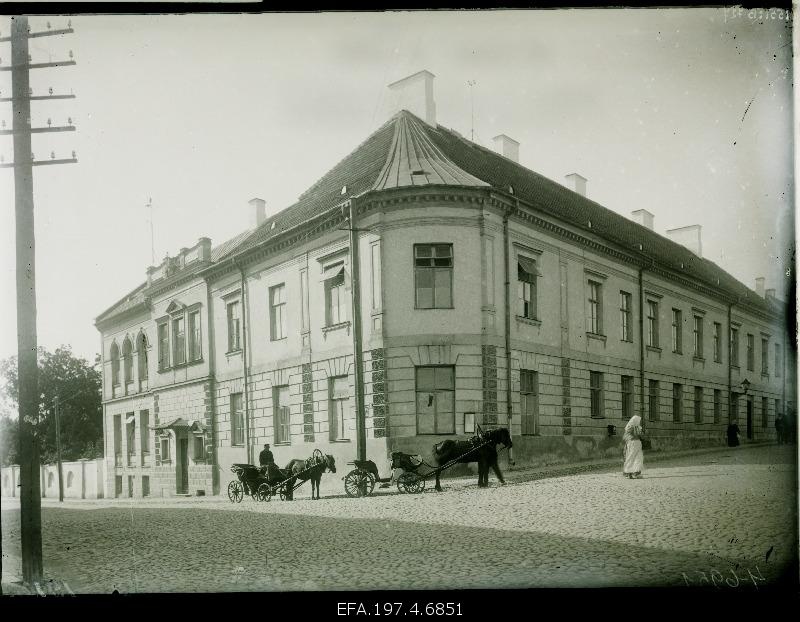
[622,414,644,479]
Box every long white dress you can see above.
[623,415,644,475]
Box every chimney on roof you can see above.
[387,70,437,127]
[631,209,655,231]
[565,173,587,197]
[198,237,212,261]
[755,277,766,297]
[492,134,520,164]
[765,288,776,300]
[249,197,266,229]
[666,224,703,257]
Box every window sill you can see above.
[621,338,634,344]
[414,307,455,311]
[322,321,351,336]
[590,415,605,420]
[730,364,740,370]
[160,459,172,465]
[226,350,242,358]
[273,442,291,447]
[586,332,607,343]
[165,358,204,372]
[693,356,705,363]
[646,346,662,353]
[516,316,541,327]
[672,350,683,355]
[270,337,288,343]
[330,438,351,443]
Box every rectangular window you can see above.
[731,392,739,424]
[113,414,122,460]
[270,284,287,340]
[227,301,241,352]
[647,301,659,348]
[324,264,347,326]
[713,322,722,362]
[671,308,682,353]
[274,386,291,444]
[588,281,602,334]
[140,410,149,455]
[188,310,202,361]
[730,328,739,366]
[693,316,704,358]
[517,257,538,320]
[761,338,769,374]
[157,322,169,370]
[746,334,754,371]
[414,244,453,309]
[520,369,539,435]
[673,383,683,423]
[620,291,632,342]
[621,375,634,421]
[590,371,604,418]
[761,396,768,429]
[194,435,205,460]
[141,476,150,498]
[714,389,721,424]
[416,366,455,434]
[160,437,170,462]
[775,343,781,377]
[694,386,703,423]
[230,392,244,446]
[328,376,350,441]
[172,316,185,366]
[648,380,660,422]
[126,413,136,456]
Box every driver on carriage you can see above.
[259,443,275,467]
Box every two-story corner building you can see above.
[96,70,795,498]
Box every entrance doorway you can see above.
[746,398,754,440]
[177,437,189,494]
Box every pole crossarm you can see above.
[0,60,76,71]
[0,28,75,42]
[1,158,78,168]
[1,125,75,135]
[0,94,76,102]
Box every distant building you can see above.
[95,70,794,498]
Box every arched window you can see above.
[137,333,148,381]
[110,342,120,386]
[66,472,74,488]
[122,337,133,384]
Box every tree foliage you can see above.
[0,346,102,465]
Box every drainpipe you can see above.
[238,263,252,465]
[639,264,645,433]
[503,203,514,465]
[347,196,368,462]
[205,280,219,495]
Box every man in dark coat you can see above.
[259,443,275,466]
[726,422,741,447]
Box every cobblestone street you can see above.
[2,445,796,592]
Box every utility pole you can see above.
[467,80,476,142]
[345,198,367,462]
[1,15,77,586]
[54,395,63,502]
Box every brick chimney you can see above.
[755,277,766,297]
[492,134,520,163]
[387,70,437,127]
[666,224,702,257]
[249,197,266,229]
[565,173,587,197]
[765,288,776,300]
[631,209,655,230]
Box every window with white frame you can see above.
[122,337,133,383]
[761,337,769,375]
[126,413,136,456]
[137,333,149,380]
[621,375,634,420]
[713,322,722,362]
[620,292,632,342]
[671,308,682,354]
[520,369,539,435]
[172,315,186,366]
[274,386,290,444]
[110,342,120,386]
[746,333,754,371]
[157,322,169,370]
[194,435,205,460]
[188,310,202,361]
[328,376,350,441]
[673,383,683,422]
[230,392,244,446]
[414,244,453,309]
[590,371,604,418]
[517,257,538,320]
[160,436,171,462]
[730,327,740,366]
[270,284,287,340]
[588,281,603,335]
[140,410,149,455]
[416,366,455,434]
[227,301,241,352]
[323,263,347,326]
[693,315,704,358]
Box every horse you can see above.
[432,427,512,491]
[282,453,336,500]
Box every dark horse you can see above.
[283,454,336,500]
[432,427,512,491]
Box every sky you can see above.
[0,9,794,365]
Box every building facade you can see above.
[96,71,795,498]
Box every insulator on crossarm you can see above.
[28,54,32,62]
[47,118,52,127]
[1,120,5,129]
[49,87,53,95]
[68,20,72,28]
[50,151,55,160]
[28,88,33,96]
[69,50,73,59]
[71,150,76,159]
[47,21,51,29]
[68,117,73,125]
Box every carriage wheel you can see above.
[227,480,244,503]
[344,469,375,498]
[279,487,288,501]
[397,472,425,494]
[257,483,272,502]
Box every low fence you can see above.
[1,459,105,499]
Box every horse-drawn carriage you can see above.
[342,426,512,497]
[228,449,336,502]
